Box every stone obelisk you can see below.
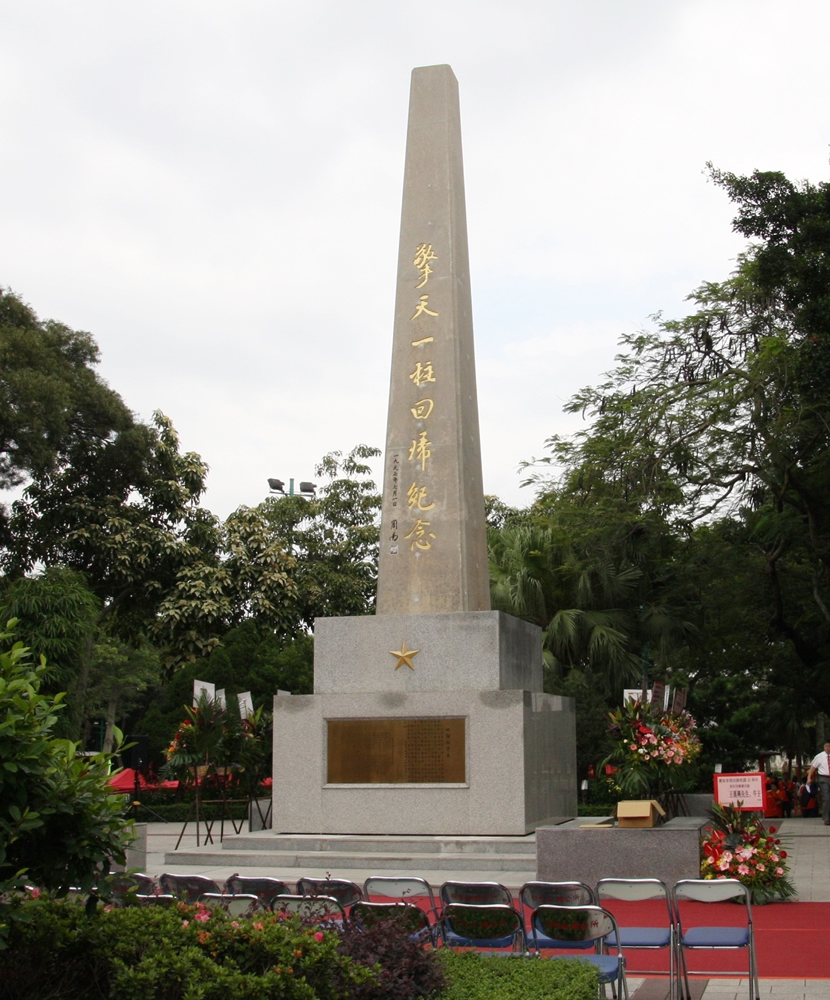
[271,66,576,837]
[377,64,490,615]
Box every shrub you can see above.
[0,620,132,944]
[336,911,446,998]
[438,950,597,1000]
[1,898,377,1000]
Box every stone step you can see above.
[165,847,536,872]
[223,833,536,856]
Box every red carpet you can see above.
[371,894,830,979]
[564,899,830,980]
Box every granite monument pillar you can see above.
[376,64,489,616]
[272,65,576,836]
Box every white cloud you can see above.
[2,0,829,516]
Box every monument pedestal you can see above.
[272,612,576,836]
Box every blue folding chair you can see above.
[440,902,526,952]
[672,879,759,1000]
[530,904,629,999]
[350,900,434,943]
[159,873,221,903]
[271,893,346,927]
[226,875,290,908]
[363,876,439,937]
[297,877,363,908]
[439,880,514,908]
[520,881,596,951]
[199,892,262,916]
[596,878,675,1000]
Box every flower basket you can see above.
[602,699,701,802]
[701,803,796,903]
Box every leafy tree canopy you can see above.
[0,288,136,494]
[516,162,830,765]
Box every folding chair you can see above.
[109,872,156,897]
[364,875,438,918]
[596,878,675,1000]
[530,904,629,999]
[439,880,514,908]
[672,879,759,1000]
[519,882,596,951]
[225,875,290,908]
[199,892,262,916]
[350,900,434,943]
[363,876,439,937]
[440,902,526,952]
[271,893,346,925]
[159,873,221,903]
[135,893,177,906]
[296,877,363,908]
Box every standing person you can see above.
[776,779,793,819]
[806,742,830,825]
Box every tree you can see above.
[259,444,381,630]
[1,568,102,737]
[526,163,830,734]
[5,412,298,676]
[488,499,692,694]
[85,641,160,754]
[0,288,136,494]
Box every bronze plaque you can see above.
[327,718,465,784]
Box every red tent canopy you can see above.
[108,768,178,792]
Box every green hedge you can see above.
[439,951,597,1000]
[128,801,250,823]
[1,898,375,1000]
[1,898,599,1000]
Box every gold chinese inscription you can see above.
[327,718,466,784]
[409,362,436,387]
[407,482,435,511]
[410,294,438,321]
[408,431,431,471]
[413,243,437,289]
[405,518,435,551]
[410,398,434,420]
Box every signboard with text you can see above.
[713,771,765,811]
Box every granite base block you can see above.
[273,688,576,836]
[536,817,709,887]
[313,611,543,695]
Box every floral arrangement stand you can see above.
[700,803,796,904]
[173,765,249,850]
[164,693,272,849]
[603,699,702,813]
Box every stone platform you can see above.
[537,815,710,886]
[165,830,537,874]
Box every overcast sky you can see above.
[2,1,829,517]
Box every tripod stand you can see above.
[128,769,167,822]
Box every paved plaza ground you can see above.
[136,814,830,999]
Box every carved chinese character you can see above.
[410,294,438,320]
[405,518,436,551]
[407,482,435,511]
[408,431,432,471]
[410,398,434,420]
[413,244,437,288]
[408,362,436,387]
